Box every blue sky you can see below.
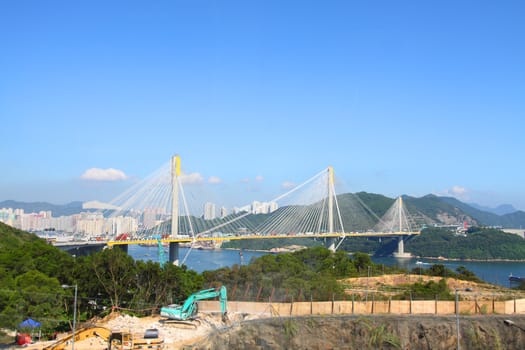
[1,1,524,210]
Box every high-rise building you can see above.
[204,202,216,220]
[142,207,167,229]
[220,206,228,218]
[251,201,263,214]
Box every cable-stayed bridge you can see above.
[102,156,420,265]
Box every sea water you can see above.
[128,245,525,287]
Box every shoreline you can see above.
[417,256,525,263]
[222,245,309,254]
[188,243,525,263]
[222,247,276,253]
[222,247,525,262]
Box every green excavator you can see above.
[160,286,227,327]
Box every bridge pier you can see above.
[393,237,412,258]
[169,242,180,266]
[326,237,337,252]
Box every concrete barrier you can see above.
[333,301,353,314]
[197,298,525,317]
[389,300,410,314]
[494,301,507,314]
[291,302,311,316]
[411,300,435,314]
[436,300,455,314]
[516,299,525,313]
[372,300,389,314]
[311,301,332,315]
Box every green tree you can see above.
[456,266,483,283]
[2,270,64,330]
[352,252,372,271]
[162,264,204,305]
[399,279,453,300]
[331,250,357,278]
[203,248,362,301]
[427,264,455,278]
[89,248,137,309]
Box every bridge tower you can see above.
[326,166,337,252]
[392,196,412,258]
[169,154,181,265]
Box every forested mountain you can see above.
[3,192,525,228]
[175,191,522,236]
[437,196,525,228]
[297,192,521,231]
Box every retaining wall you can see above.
[198,298,525,316]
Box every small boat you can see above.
[509,273,525,283]
[416,260,423,265]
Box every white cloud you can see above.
[255,175,264,182]
[180,172,204,185]
[436,185,470,201]
[208,176,222,184]
[80,168,128,181]
[83,200,120,210]
[240,177,250,183]
[281,181,296,190]
[450,185,467,195]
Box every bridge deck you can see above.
[107,231,420,246]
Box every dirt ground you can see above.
[9,308,525,350]
[11,312,246,350]
[340,274,525,300]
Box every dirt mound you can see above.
[186,315,525,350]
[341,274,524,300]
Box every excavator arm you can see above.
[43,327,111,350]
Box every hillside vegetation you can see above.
[202,248,404,301]
[407,227,525,260]
[0,222,202,332]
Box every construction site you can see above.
[10,306,525,350]
[7,276,525,350]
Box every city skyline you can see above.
[0,198,281,235]
[1,1,524,210]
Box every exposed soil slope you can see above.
[340,274,525,300]
[187,315,525,350]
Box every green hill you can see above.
[4,191,525,229]
[435,196,525,228]
[0,222,74,280]
[406,227,525,260]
